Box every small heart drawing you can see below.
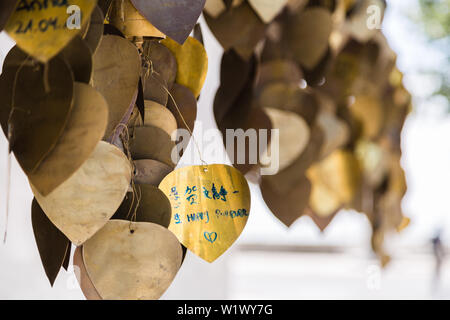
[204,232,217,244]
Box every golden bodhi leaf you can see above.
[0,1,18,32]
[112,184,172,228]
[307,150,361,217]
[109,0,165,39]
[83,220,182,300]
[204,0,226,18]
[260,175,311,227]
[159,164,251,262]
[0,51,74,175]
[129,126,176,168]
[31,198,70,286]
[5,0,97,62]
[73,246,102,300]
[92,35,141,139]
[142,40,178,90]
[248,0,289,23]
[286,7,332,69]
[133,159,173,186]
[262,107,310,173]
[83,5,104,55]
[28,82,108,196]
[32,141,132,246]
[162,37,208,98]
[349,95,384,139]
[59,35,93,84]
[143,100,178,137]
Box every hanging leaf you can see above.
[260,175,311,227]
[0,0,18,32]
[83,6,104,55]
[0,51,74,176]
[159,164,251,262]
[262,107,310,173]
[83,220,182,300]
[31,141,132,245]
[204,2,267,60]
[142,40,178,90]
[286,7,332,69]
[73,246,102,300]
[248,0,289,23]
[92,35,141,139]
[142,100,178,137]
[59,36,93,84]
[130,0,206,44]
[162,37,208,98]
[28,82,108,196]
[133,159,173,186]
[112,184,172,228]
[166,83,198,132]
[5,0,97,62]
[31,198,70,286]
[129,126,176,168]
[109,0,165,38]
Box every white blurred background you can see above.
[1,0,450,299]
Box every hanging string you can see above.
[112,122,142,231]
[142,52,208,169]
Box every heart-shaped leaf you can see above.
[262,107,310,173]
[133,159,173,186]
[142,40,178,90]
[59,36,93,84]
[286,7,332,69]
[248,0,289,23]
[73,246,102,300]
[112,184,172,228]
[28,82,108,196]
[162,37,208,98]
[260,175,311,227]
[0,50,74,175]
[159,164,251,262]
[5,0,97,62]
[142,100,177,136]
[82,6,104,55]
[0,1,18,32]
[31,198,70,286]
[92,35,141,139]
[83,220,182,300]
[129,126,176,168]
[109,0,165,38]
[32,141,132,245]
[130,0,206,44]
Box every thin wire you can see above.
[142,52,208,168]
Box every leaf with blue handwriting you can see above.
[159,164,251,262]
[5,0,97,62]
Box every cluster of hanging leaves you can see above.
[0,0,223,300]
[206,0,411,265]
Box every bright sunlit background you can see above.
[1,0,450,299]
